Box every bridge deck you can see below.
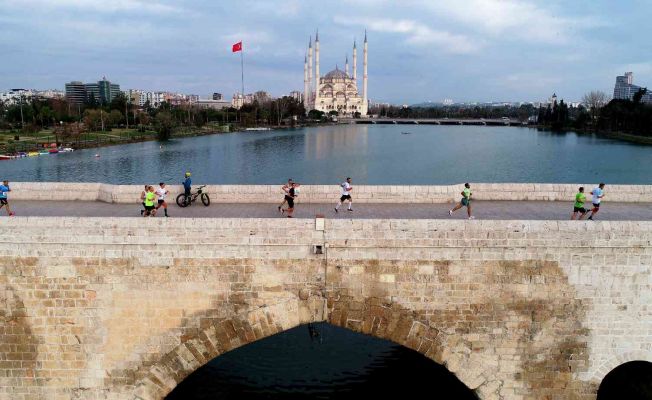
[4,200,651,220]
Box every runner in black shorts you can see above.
[278,179,293,212]
[281,182,299,218]
[334,177,353,212]
[571,187,588,220]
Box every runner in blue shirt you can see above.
[182,172,192,201]
[588,183,605,221]
[0,180,15,216]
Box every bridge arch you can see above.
[591,351,652,382]
[597,360,652,400]
[131,295,496,400]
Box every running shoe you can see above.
[334,208,338,213]
[448,210,452,216]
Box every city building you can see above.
[613,72,652,103]
[212,93,223,101]
[231,93,254,109]
[65,82,87,105]
[253,91,272,103]
[289,90,303,103]
[84,77,121,105]
[195,99,231,110]
[303,30,369,117]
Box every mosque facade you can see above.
[303,31,368,117]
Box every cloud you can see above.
[0,0,184,14]
[333,16,480,54]
[420,0,604,44]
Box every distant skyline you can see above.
[1,0,651,103]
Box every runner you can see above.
[334,177,353,213]
[182,172,192,203]
[155,182,170,217]
[588,183,605,221]
[0,180,14,217]
[282,182,300,218]
[278,179,293,212]
[571,186,588,220]
[143,186,157,217]
[449,183,474,219]
[139,184,147,216]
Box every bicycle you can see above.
[176,185,210,208]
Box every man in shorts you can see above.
[278,179,293,212]
[588,183,605,221]
[571,186,588,220]
[143,186,157,217]
[449,183,474,219]
[334,177,353,212]
[0,180,14,217]
[155,182,170,217]
[182,172,192,203]
[282,182,299,218]
[139,184,148,216]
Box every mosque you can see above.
[303,30,368,117]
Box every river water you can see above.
[165,323,477,399]
[1,125,650,184]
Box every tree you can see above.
[154,111,175,141]
[582,91,609,125]
[108,110,123,128]
[633,88,647,105]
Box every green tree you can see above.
[108,110,123,128]
[154,111,175,141]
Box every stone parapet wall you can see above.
[7,182,652,203]
[0,216,651,399]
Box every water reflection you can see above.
[1,125,650,184]
[165,323,477,400]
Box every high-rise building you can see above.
[85,77,121,105]
[289,90,303,102]
[613,72,652,103]
[212,92,223,100]
[65,81,87,105]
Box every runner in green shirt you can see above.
[449,183,474,219]
[143,186,157,217]
[570,186,588,220]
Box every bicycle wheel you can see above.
[176,193,189,208]
[201,193,210,206]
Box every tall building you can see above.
[65,81,87,105]
[212,93,223,100]
[289,90,303,103]
[84,77,121,105]
[613,72,652,103]
[303,30,368,117]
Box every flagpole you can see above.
[240,45,245,102]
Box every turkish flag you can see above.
[232,41,242,52]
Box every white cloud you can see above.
[333,16,480,54]
[0,0,184,14]
[419,0,604,44]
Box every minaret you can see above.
[362,30,368,116]
[352,40,357,81]
[315,30,320,106]
[308,36,313,109]
[345,55,349,76]
[303,54,308,109]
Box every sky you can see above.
[1,0,651,104]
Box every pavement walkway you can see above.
[2,200,651,220]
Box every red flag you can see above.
[232,41,242,52]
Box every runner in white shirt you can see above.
[155,182,170,217]
[334,177,353,213]
[588,183,605,221]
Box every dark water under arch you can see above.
[165,322,477,399]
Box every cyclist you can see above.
[182,172,192,203]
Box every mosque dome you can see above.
[324,68,348,79]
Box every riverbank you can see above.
[535,125,652,145]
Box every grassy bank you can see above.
[0,124,232,154]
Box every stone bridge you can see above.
[1,213,651,399]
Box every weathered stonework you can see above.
[0,217,650,399]
[8,182,652,204]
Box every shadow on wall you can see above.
[165,322,478,399]
[597,361,652,400]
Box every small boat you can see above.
[48,149,59,154]
[401,131,412,135]
[28,152,39,157]
[17,152,27,158]
[59,147,74,152]
[245,127,272,131]
[39,151,50,155]
[0,155,15,160]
